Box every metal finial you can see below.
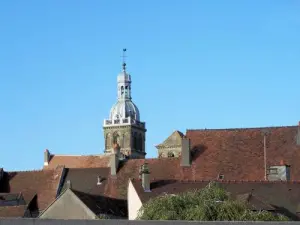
[121,48,127,71]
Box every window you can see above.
[113,133,120,145]
[267,168,278,175]
[218,174,224,180]
[167,151,175,158]
[133,135,137,150]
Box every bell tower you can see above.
[103,49,146,159]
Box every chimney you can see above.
[280,159,284,166]
[140,163,151,192]
[110,144,120,176]
[44,149,50,166]
[66,180,72,189]
[181,137,191,167]
[297,122,300,146]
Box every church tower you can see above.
[103,49,146,159]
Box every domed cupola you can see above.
[109,61,140,122]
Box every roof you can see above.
[44,155,110,169]
[0,205,27,218]
[44,125,300,213]
[131,179,300,218]
[0,193,26,206]
[56,167,127,218]
[236,193,276,211]
[156,130,185,148]
[60,167,111,195]
[186,125,300,180]
[71,189,127,218]
[0,167,64,211]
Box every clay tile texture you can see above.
[0,167,64,214]
[0,206,27,218]
[44,155,110,169]
[186,126,300,181]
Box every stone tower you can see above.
[103,50,146,159]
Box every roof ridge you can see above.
[7,169,44,173]
[52,154,107,157]
[187,125,297,132]
[132,178,300,184]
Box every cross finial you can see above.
[122,48,127,71]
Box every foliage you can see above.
[95,214,110,219]
[137,182,290,221]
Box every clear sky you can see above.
[0,1,299,171]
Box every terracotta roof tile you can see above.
[186,126,300,180]
[44,155,110,169]
[54,125,300,208]
[0,167,64,211]
[0,205,26,218]
[100,126,300,200]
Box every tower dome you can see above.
[109,100,140,121]
[108,61,141,122]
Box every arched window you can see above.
[113,132,120,145]
[168,151,175,158]
[121,86,124,95]
[133,133,138,150]
[105,133,111,149]
[138,134,143,151]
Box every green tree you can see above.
[137,182,289,221]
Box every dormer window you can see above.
[267,165,290,181]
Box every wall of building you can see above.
[127,180,143,220]
[0,219,298,225]
[39,190,95,220]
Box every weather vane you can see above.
[122,48,127,71]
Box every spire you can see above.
[122,48,127,72]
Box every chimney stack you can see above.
[181,137,191,167]
[110,144,120,176]
[44,149,50,166]
[140,163,151,192]
[297,121,300,146]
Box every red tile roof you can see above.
[44,155,110,169]
[0,205,26,218]
[51,125,300,204]
[98,125,300,200]
[186,126,300,180]
[0,167,64,212]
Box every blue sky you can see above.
[0,1,299,171]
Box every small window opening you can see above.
[218,174,224,180]
[267,168,278,175]
[167,151,175,158]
